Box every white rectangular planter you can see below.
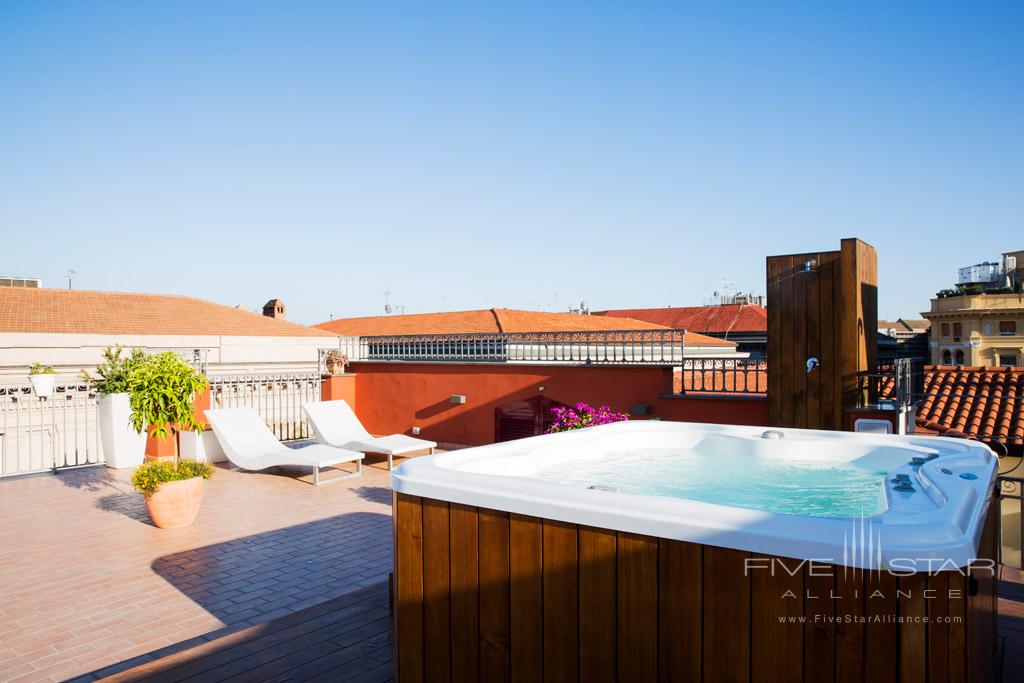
[179,430,227,464]
[97,393,146,469]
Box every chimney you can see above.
[263,299,286,319]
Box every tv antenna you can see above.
[579,300,590,315]
[384,288,405,315]
[66,269,76,290]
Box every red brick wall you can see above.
[350,362,767,447]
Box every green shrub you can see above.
[29,363,55,375]
[131,459,214,496]
[127,352,208,440]
[81,345,147,394]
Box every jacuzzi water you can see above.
[535,448,889,518]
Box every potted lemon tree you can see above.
[128,352,213,528]
[84,346,148,469]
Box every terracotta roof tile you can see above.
[315,308,736,347]
[882,365,1024,445]
[0,287,331,337]
[596,304,767,334]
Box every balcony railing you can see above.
[0,382,102,477]
[208,372,322,441]
[677,359,767,395]
[334,330,691,365]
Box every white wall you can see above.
[0,332,341,382]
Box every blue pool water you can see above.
[535,448,890,518]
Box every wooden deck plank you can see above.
[421,499,451,683]
[657,539,701,682]
[578,526,616,683]
[478,508,512,683]
[509,514,543,683]
[751,554,803,682]
[449,503,481,683]
[617,532,657,682]
[394,493,425,683]
[542,520,578,683]
[702,546,750,682]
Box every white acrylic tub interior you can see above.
[391,420,998,569]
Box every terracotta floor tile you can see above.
[0,462,395,681]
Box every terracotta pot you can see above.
[325,360,338,375]
[145,476,205,529]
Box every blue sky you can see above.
[1,2,1021,325]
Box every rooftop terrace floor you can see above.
[0,457,395,682]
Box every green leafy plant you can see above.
[130,459,214,496]
[28,363,56,375]
[127,352,208,440]
[81,345,147,394]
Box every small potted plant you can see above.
[83,346,148,469]
[324,349,349,375]
[28,363,57,397]
[127,352,212,528]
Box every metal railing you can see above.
[859,358,917,409]
[350,330,689,365]
[0,382,102,477]
[208,372,322,441]
[677,358,768,395]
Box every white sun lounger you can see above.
[302,400,436,471]
[204,407,364,485]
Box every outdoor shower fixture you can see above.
[806,357,820,374]
[803,258,817,272]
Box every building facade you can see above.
[923,293,1024,366]
[877,318,931,366]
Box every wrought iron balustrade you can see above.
[677,358,768,395]
[348,330,690,365]
[207,372,322,441]
[0,382,102,477]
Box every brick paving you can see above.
[0,459,396,682]
[96,582,392,682]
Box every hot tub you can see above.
[391,421,1000,682]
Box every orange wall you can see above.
[351,362,767,446]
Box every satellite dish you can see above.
[580,300,590,314]
[385,304,393,314]
[713,291,719,297]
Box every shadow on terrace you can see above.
[75,511,392,681]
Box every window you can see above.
[955,350,965,365]
[952,322,962,339]
[941,323,950,338]
[999,353,1018,367]
[1000,321,1016,336]
[942,349,953,364]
